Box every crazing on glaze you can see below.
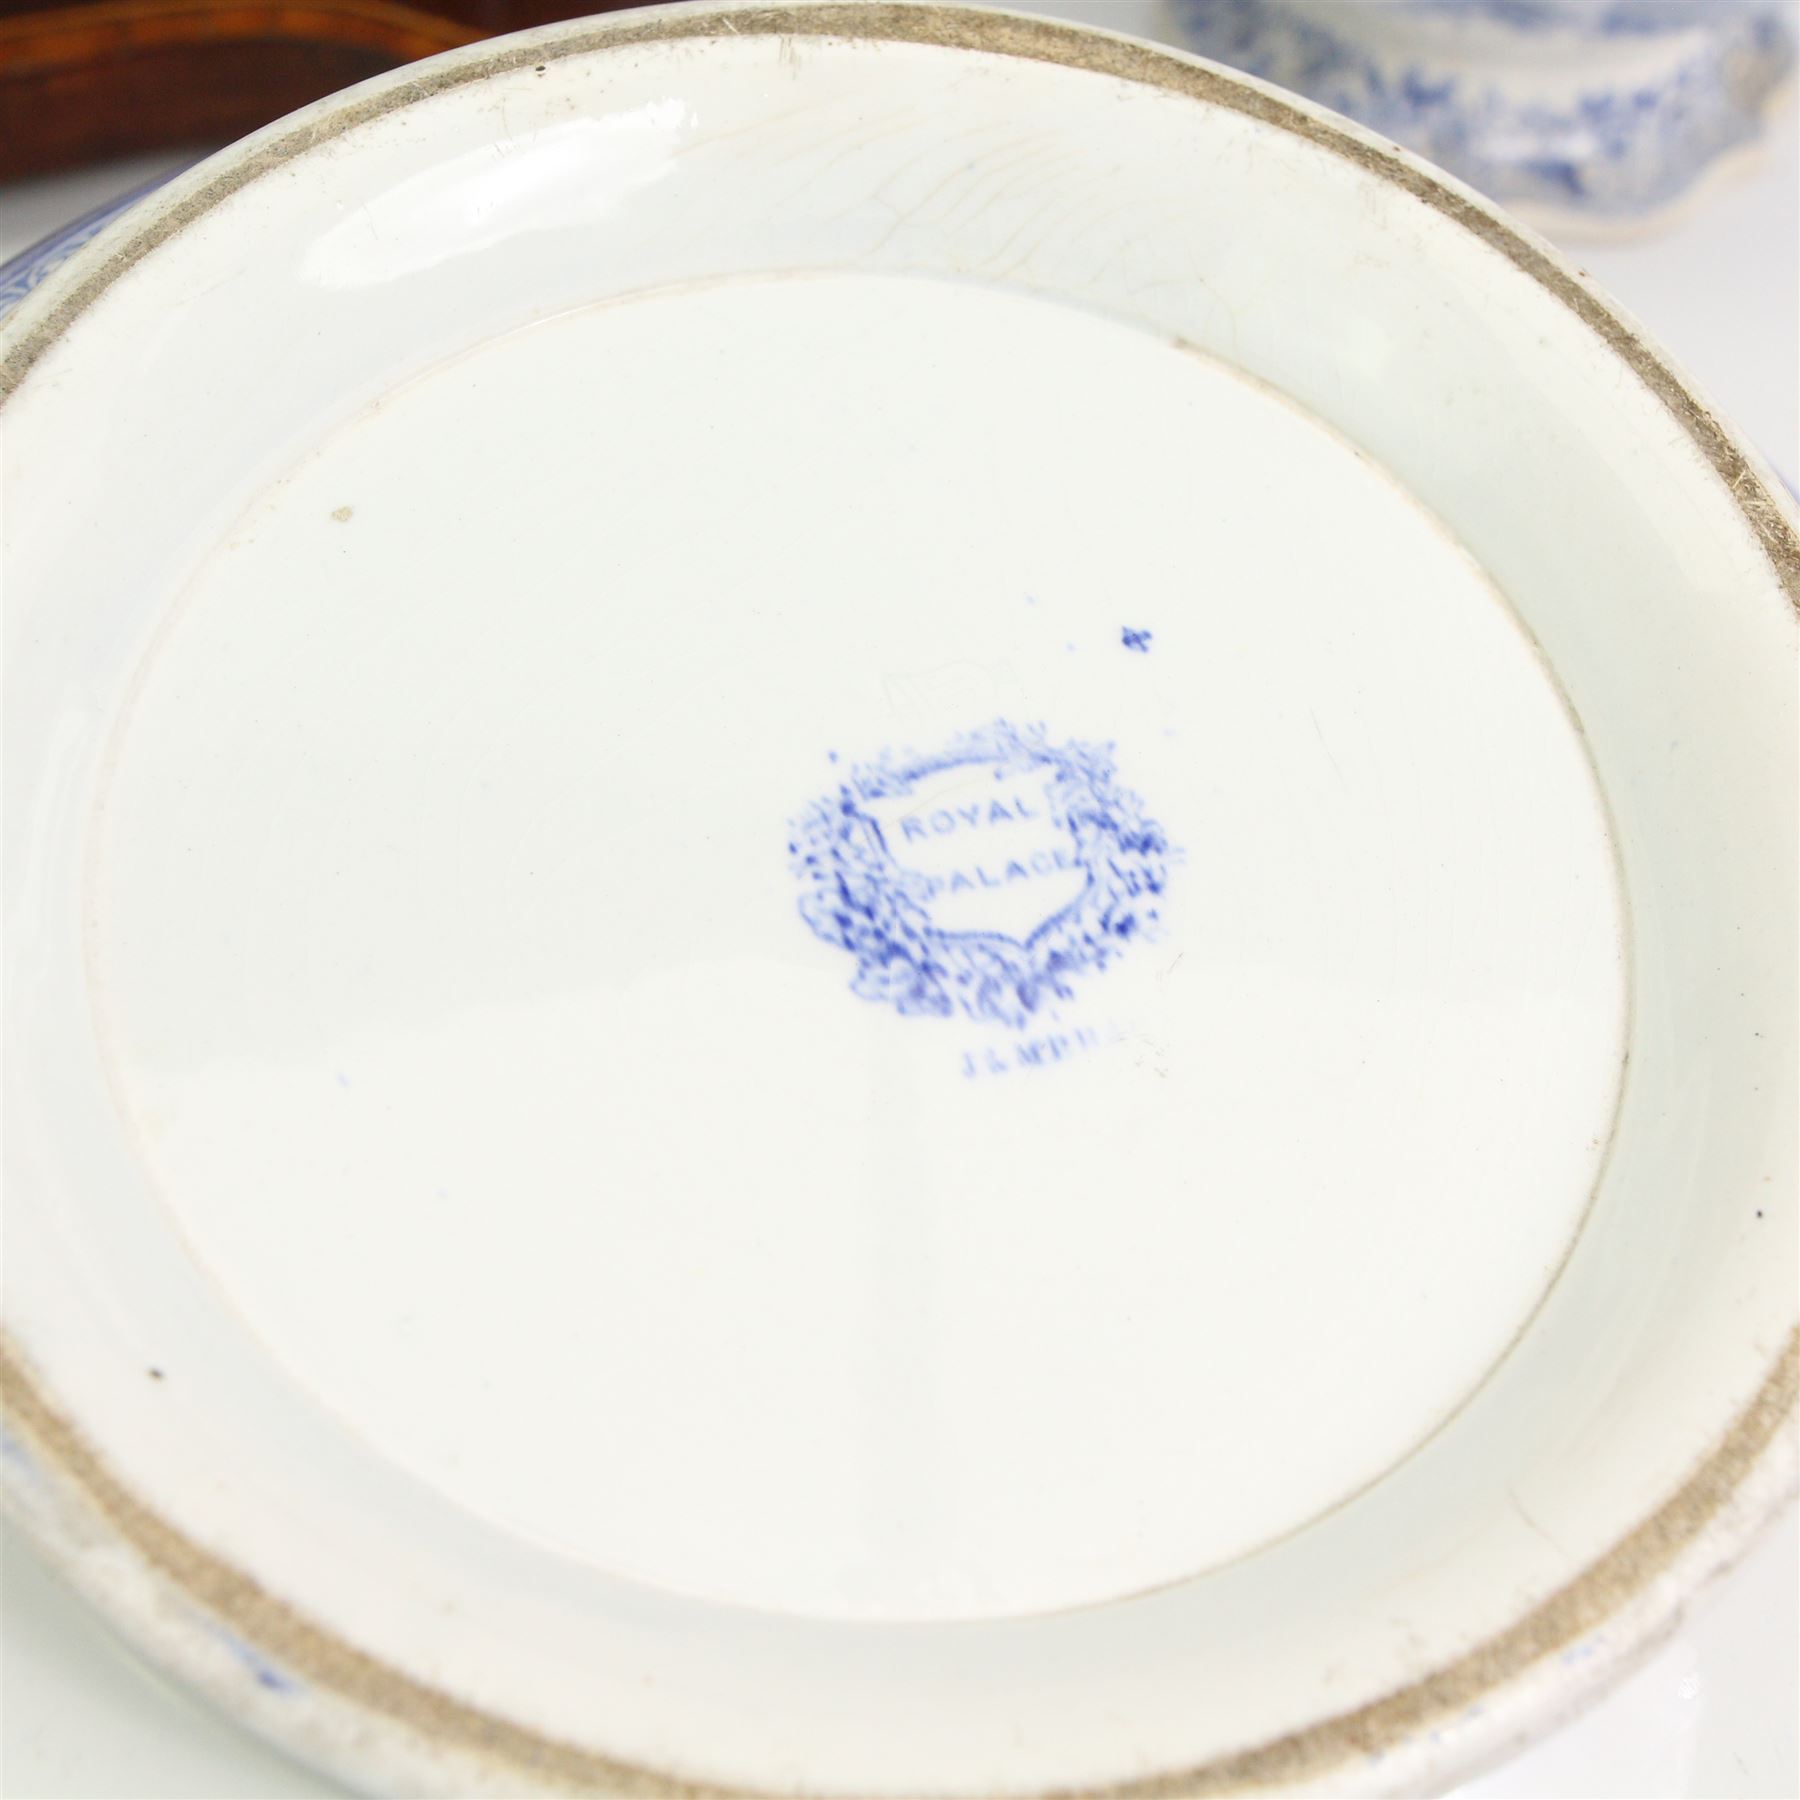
[790,721,1173,1031]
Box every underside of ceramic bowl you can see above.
[2,4,1795,1795]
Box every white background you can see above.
[1,0,1795,1793]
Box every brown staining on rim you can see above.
[1,6,1796,1793]
[3,1327,1794,1797]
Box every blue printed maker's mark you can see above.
[790,722,1172,1029]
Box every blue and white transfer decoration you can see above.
[791,722,1173,1035]
[0,171,179,322]
[1168,0,1797,225]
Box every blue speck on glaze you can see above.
[789,720,1175,1029]
[1121,627,1153,653]
[212,1626,302,1696]
[335,1071,351,1089]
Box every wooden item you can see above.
[0,0,632,177]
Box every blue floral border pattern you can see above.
[1169,0,1797,221]
[0,172,177,324]
[790,721,1173,1030]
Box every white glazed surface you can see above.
[3,3,1796,1796]
[87,272,1624,1625]
[3,111,1794,1800]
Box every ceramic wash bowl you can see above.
[2,3,1795,1795]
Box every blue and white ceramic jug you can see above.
[1168,0,1797,226]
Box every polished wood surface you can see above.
[0,0,634,178]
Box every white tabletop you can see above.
[1,3,1795,1793]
